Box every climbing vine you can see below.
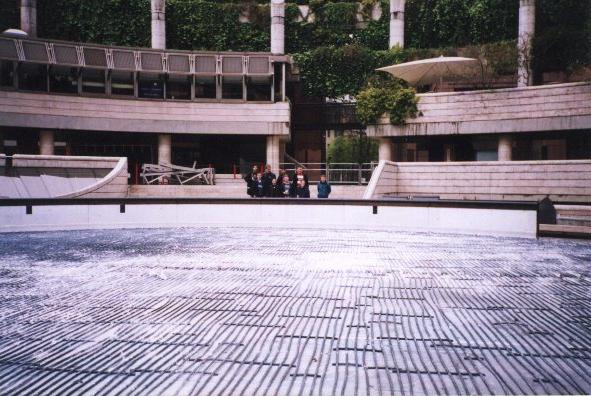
[356,79,418,125]
[0,0,587,93]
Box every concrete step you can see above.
[539,224,591,239]
[555,205,591,227]
[558,217,591,227]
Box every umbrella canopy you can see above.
[376,56,481,87]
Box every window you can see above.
[138,72,164,99]
[49,66,78,94]
[246,75,272,101]
[111,70,134,96]
[195,75,216,99]
[222,75,243,100]
[81,68,106,94]
[0,60,15,88]
[166,74,191,100]
[18,63,47,92]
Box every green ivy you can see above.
[533,0,591,76]
[356,79,418,125]
[0,0,587,92]
[294,41,519,99]
[328,133,378,163]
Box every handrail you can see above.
[282,153,307,170]
[363,160,388,200]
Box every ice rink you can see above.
[0,227,589,395]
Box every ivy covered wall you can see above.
[0,0,589,98]
[1,0,587,53]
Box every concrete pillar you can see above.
[518,0,535,87]
[378,138,393,162]
[151,0,166,50]
[498,135,513,161]
[20,0,37,37]
[158,134,172,164]
[266,135,281,172]
[39,130,54,155]
[271,0,285,55]
[389,0,406,48]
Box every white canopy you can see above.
[376,56,481,87]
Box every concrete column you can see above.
[39,130,54,155]
[266,135,281,172]
[271,0,285,55]
[389,0,406,48]
[20,0,37,37]
[378,138,393,162]
[498,135,513,161]
[158,134,172,164]
[518,0,535,87]
[151,0,166,50]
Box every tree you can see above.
[328,133,378,163]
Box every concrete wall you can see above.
[0,201,538,238]
[367,82,591,137]
[364,159,591,202]
[0,155,128,198]
[0,91,290,136]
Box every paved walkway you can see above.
[0,228,589,395]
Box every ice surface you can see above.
[0,227,589,395]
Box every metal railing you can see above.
[279,162,378,185]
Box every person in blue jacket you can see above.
[317,174,331,198]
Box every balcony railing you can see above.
[0,35,289,103]
[280,162,377,185]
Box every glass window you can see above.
[49,66,78,94]
[166,74,191,100]
[246,75,272,101]
[111,70,134,96]
[18,63,48,92]
[81,68,106,94]
[0,60,15,88]
[222,75,243,100]
[195,75,216,99]
[138,73,164,99]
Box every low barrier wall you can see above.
[364,160,591,202]
[0,198,538,238]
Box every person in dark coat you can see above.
[262,164,276,197]
[278,175,294,198]
[317,174,332,198]
[276,169,286,183]
[244,165,258,197]
[254,172,265,197]
[270,177,282,197]
[292,167,310,199]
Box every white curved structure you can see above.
[0,155,128,198]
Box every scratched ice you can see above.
[0,227,589,395]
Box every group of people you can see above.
[244,165,332,199]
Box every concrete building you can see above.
[369,82,591,163]
[0,34,291,174]
[0,0,589,181]
[1,0,291,176]
[367,0,589,166]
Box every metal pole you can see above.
[358,163,362,186]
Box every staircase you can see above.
[556,205,591,227]
[539,205,591,239]
[129,174,247,198]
